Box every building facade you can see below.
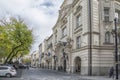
[39,0,120,76]
[31,51,39,67]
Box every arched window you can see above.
[105,31,110,43]
[118,35,120,44]
[118,54,120,67]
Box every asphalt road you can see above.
[0,68,112,80]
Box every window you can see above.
[119,54,120,61]
[76,36,81,49]
[76,6,81,12]
[62,27,67,37]
[118,35,120,44]
[105,32,110,43]
[104,8,109,22]
[118,12,120,22]
[118,54,120,66]
[76,15,81,28]
[115,11,120,22]
[55,30,57,43]
[55,35,57,43]
[0,67,8,70]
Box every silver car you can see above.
[0,66,17,77]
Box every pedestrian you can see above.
[13,64,17,70]
[109,66,114,78]
[27,65,29,69]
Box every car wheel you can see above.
[6,73,11,78]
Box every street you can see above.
[0,68,114,80]
[0,68,88,80]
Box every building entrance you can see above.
[74,57,81,73]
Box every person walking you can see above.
[109,66,114,78]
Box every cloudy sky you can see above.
[0,0,64,53]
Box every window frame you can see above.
[76,14,81,28]
[76,36,81,49]
[105,31,110,43]
[104,7,110,22]
[62,26,67,38]
[0,67,8,70]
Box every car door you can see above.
[0,67,4,76]
[0,67,8,76]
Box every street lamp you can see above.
[114,13,119,80]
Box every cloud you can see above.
[0,0,64,53]
[41,1,54,7]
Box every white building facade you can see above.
[52,0,120,76]
[31,51,39,67]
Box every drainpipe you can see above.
[88,0,92,76]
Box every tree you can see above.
[0,21,12,59]
[22,57,31,65]
[0,17,34,64]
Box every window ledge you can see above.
[61,35,67,39]
[74,24,82,34]
[103,42,114,45]
[75,24,82,30]
[103,21,112,23]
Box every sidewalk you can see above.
[16,69,23,78]
[41,68,118,80]
[79,76,113,80]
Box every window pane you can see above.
[0,67,8,70]
[76,15,81,27]
[104,8,109,15]
[55,35,57,43]
[76,36,81,49]
[104,8,109,22]
[105,32,110,43]
[62,27,67,37]
[104,16,109,22]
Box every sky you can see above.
[0,0,64,53]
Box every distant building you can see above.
[22,55,31,65]
[31,51,39,67]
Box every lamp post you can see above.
[88,0,92,76]
[114,13,119,80]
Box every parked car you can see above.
[0,66,17,77]
[19,64,28,69]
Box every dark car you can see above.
[19,65,29,69]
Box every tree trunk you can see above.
[8,49,25,63]
[4,44,22,64]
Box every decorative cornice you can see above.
[83,32,100,36]
[71,45,115,53]
[72,0,80,7]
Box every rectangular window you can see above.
[55,35,57,43]
[0,67,8,70]
[76,15,81,28]
[62,27,67,37]
[115,11,120,22]
[76,36,81,49]
[104,16,109,22]
[104,8,109,15]
[104,8,109,22]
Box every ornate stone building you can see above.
[52,0,120,76]
[31,50,39,67]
